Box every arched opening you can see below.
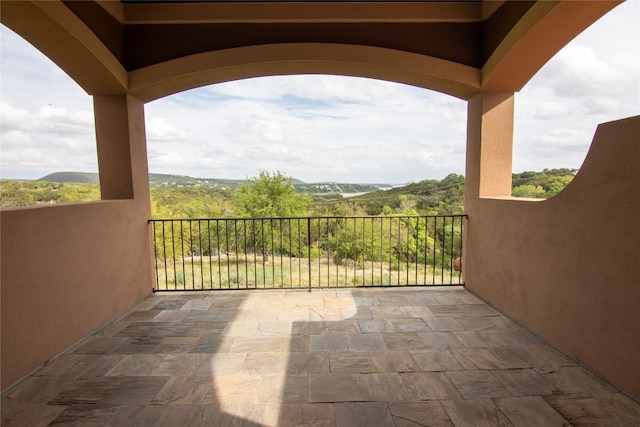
[511,1,639,198]
[0,25,100,206]
[144,75,466,187]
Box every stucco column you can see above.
[465,91,514,203]
[94,94,151,209]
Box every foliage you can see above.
[0,180,100,208]
[348,173,465,215]
[511,168,575,198]
[151,186,233,218]
[1,168,576,212]
[233,170,311,218]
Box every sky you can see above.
[0,2,638,184]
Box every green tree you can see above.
[512,185,546,198]
[233,171,310,218]
[232,171,311,261]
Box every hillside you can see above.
[37,171,390,194]
[38,172,99,184]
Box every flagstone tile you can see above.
[410,350,466,372]
[450,348,508,370]
[423,317,465,332]
[334,401,394,427]
[112,336,163,354]
[370,350,419,373]
[257,375,307,404]
[202,374,262,406]
[180,300,213,310]
[389,401,453,427]
[341,305,372,319]
[257,320,293,336]
[495,396,569,426]
[105,354,165,376]
[154,300,188,311]
[242,352,289,375]
[595,392,640,425]
[150,354,209,376]
[152,376,212,405]
[446,370,511,399]
[181,310,221,323]
[286,352,330,374]
[108,405,171,426]
[490,347,536,369]
[190,333,234,354]
[152,310,190,322]
[546,395,634,426]
[291,321,327,335]
[330,352,377,373]
[278,403,335,427]
[400,372,462,400]
[309,334,349,352]
[101,376,170,405]
[524,344,577,369]
[369,306,407,319]
[347,334,387,351]
[95,321,130,337]
[270,334,310,352]
[197,353,247,376]
[78,355,127,377]
[49,377,123,405]
[185,321,228,337]
[400,305,435,318]
[381,333,428,350]
[418,331,466,350]
[229,336,273,353]
[308,374,369,402]
[309,307,344,321]
[441,399,512,427]
[153,336,198,354]
[391,319,431,333]
[160,406,200,425]
[149,322,193,338]
[120,310,162,322]
[327,319,361,334]
[47,404,125,426]
[358,318,395,334]
[542,366,619,396]
[493,368,557,396]
[359,372,411,401]
[71,336,128,354]
[34,354,99,379]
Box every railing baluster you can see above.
[149,214,466,291]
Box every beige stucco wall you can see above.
[465,115,640,398]
[0,201,153,389]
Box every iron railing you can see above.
[149,214,466,291]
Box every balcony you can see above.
[2,1,639,424]
[3,286,639,426]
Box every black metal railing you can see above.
[149,214,466,291]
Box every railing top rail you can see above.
[149,213,468,223]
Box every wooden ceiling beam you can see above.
[122,2,481,24]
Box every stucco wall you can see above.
[0,200,153,389]
[465,116,640,398]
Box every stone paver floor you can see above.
[2,287,639,426]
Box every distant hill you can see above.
[36,172,391,195]
[38,172,99,184]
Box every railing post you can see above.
[308,217,312,292]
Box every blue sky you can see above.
[1,2,638,184]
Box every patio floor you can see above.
[2,287,639,426]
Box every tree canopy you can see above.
[233,170,311,218]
